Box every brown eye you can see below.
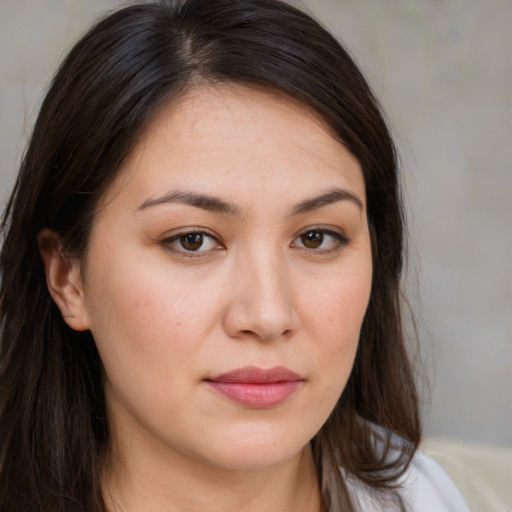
[179,233,204,251]
[292,228,349,254]
[163,230,222,257]
[300,231,324,249]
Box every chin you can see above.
[207,446,307,472]
[194,424,316,471]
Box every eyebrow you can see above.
[136,187,363,216]
[136,190,242,216]
[289,188,364,216]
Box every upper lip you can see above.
[206,366,303,384]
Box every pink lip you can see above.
[205,366,304,408]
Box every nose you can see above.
[222,249,299,342]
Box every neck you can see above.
[103,439,321,512]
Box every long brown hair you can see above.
[0,1,421,510]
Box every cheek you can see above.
[83,261,216,417]
[305,264,372,340]
[302,261,372,393]
[84,251,219,356]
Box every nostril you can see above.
[235,327,295,341]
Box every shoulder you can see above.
[396,449,471,512]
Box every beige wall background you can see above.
[1,1,511,447]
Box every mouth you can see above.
[204,366,304,409]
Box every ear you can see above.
[37,229,90,331]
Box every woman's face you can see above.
[72,85,372,471]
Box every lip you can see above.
[205,366,304,408]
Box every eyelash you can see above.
[291,228,350,254]
[162,230,224,258]
[161,227,350,258]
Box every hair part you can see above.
[0,1,421,510]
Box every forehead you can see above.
[100,84,365,210]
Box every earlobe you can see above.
[37,229,90,331]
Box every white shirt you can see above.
[348,450,471,511]
[399,450,471,511]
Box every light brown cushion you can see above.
[421,438,512,512]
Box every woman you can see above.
[0,1,469,511]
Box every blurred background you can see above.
[1,0,511,448]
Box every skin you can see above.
[40,85,373,512]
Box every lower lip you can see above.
[206,380,302,408]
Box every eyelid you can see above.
[291,226,351,253]
[161,228,225,257]
[160,225,350,259]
